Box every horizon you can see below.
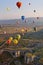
[0,17,43,20]
[0,17,43,27]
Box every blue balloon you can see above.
[21,16,25,20]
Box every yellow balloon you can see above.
[21,29,25,32]
[9,37,13,41]
[6,7,11,11]
[15,34,21,40]
[13,39,18,45]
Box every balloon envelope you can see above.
[21,16,25,20]
[13,39,18,45]
[15,34,21,40]
[34,27,37,32]
[16,1,22,8]
[34,10,36,13]
[3,31,6,34]
[37,17,39,19]
[21,29,25,32]
[29,3,31,5]
[6,7,11,11]
[6,39,11,45]
[9,37,13,41]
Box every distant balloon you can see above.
[29,3,31,5]
[21,16,25,20]
[15,34,21,40]
[13,39,18,45]
[6,7,11,11]
[25,29,27,32]
[3,31,6,34]
[25,20,27,23]
[34,10,36,13]
[16,21,19,25]
[21,29,25,32]
[6,39,11,45]
[16,1,22,9]
[34,27,37,32]
[33,20,35,23]
[9,37,13,41]
[37,17,39,19]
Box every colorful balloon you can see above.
[13,39,18,45]
[21,29,25,32]
[16,1,22,9]
[9,37,13,41]
[15,34,21,40]
[6,39,11,45]
[6,7,11,11]
[21,16,25,20]
[3,31,7,34]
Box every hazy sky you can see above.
[0,0,43,19]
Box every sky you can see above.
[0,0,43,20]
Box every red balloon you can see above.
[6,39,11,45]
[16,1,22,8]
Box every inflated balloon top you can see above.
[6,39,11,45]
[16,1,22,9]
[9,37,13,41]
[34,10,36,13]
[21,16,25,20]
[29,3,31,5]
[15,34,21,40]
[21,29,25,32]
[13,39,18,45]
[37,17,39,19]
[34,27,37,32]
[6,7,11,11]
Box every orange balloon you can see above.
[6,39,11,45]
[16,1,22,8]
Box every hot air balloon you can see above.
[21,29,25,32]
[16,21,19,25]
[13,39,18,45]
[25,29,27,32]
[3,31,7,34]
[33,20,35,23]
[34,27,37,32]
[25,20,27,23]
[9,37,13,41]
[15,34,21,40]
[6,7,11,11]
[37,17,39,19]
[6,39,11,45]
[21,16,25,20]
[29,3,31,5]
[34,10,36,13]
[16,1,22,9]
